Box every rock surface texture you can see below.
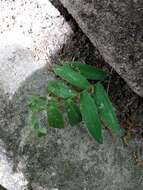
[0,0,71,189]
[0,0,143,190]
[58,0,143,97]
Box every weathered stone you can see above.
[0,139,28,190]
[1,83,143,190]
[0,0,72,189]
[58,0,143,97]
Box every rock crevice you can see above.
[59,0,143,96]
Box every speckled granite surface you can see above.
[0,0,72,189]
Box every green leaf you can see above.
[36,126,47,137]
[65,99,82,126]
[80,91,103,143]
[53,64,90,89]
[67,62,107,80]
[29,112,39,129]
[47,97,64,128]
[29,112,47,137]
[27,95,48,112]
[47,80,76,98]
[93,83,120,133]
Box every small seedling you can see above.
[27,61,121,143]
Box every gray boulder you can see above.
[58,0,143,97]
[0,0,71,189]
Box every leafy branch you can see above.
[27,62,121,143]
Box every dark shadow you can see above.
[0,184,7,190]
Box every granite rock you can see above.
[0,0,72,189]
